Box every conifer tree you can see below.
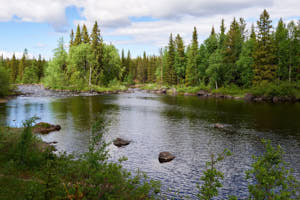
[185,27,199,86]
[70,29,74,48]
[253,9,277,84]
[18,49,28,82]
[219,19,226,49]
[224,18,242,84]
[165,33,176,85]
[174,34,186,84]
[74,24,82,46]
[275,18,289,80]
[82,24,90,44]
[10,53,18,83]
[236,24,256,87]
[90,21,103,84]
[37,54,44,81]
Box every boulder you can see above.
[214,123,225,129]
[159,152,175,163]
[244,93,255,101]
[161,89,167,94]
[197,90,208,96]
[33,122,61,134]
[113,138,130,147]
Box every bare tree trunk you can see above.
[215,81,218,90]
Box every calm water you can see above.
[1,88,300,199]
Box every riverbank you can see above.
[0,122,159,200]
[138,83,300,103]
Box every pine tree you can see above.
[82,24,90,44]
[185,27,198,86]
[74,25,82,46]
[253,9,277,84]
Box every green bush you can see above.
[250,81,299,98]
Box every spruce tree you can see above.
[82,24,90,44]
[253,9,277,84]
[74,24,82,46]
[90,21,103,84]
[70,29,74,48]
[10,53,18,83]
[185,27,198,86]
[236,25,256,87]
[174,34,186,84]
[165,33,176,85]
[18,49,28,82]
[275,18,289,80]
[219,19,226,49]
[224,18,242,84]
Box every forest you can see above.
[0,9,300,97]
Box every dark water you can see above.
[0,87,300,199]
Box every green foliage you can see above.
[185,27,199,86]
[0,117,160,199]
[197,149,232,200]
[0,66,10,97]
[206,49,224,89]
[253,10,277,84]
[250,81,300,98]
[22,62,39,84]
[246,140,300,199]
[43,38,68,89]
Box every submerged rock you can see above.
[214,123,225,129]
[113,138,130,147]
[159,152,175,163]
[33,122,61,134]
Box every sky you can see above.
[0,0,299,59]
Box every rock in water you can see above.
[214,123,225,129]
[33,122,61,134]
[113,138,130,147]
[159,152,175,163]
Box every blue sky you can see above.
[0,0,299,59]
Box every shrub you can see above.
[0,66,10,97]
[246,140,300,199]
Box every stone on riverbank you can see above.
[33,122,61,134]
[113,138,130,147]
[159,152,175,163]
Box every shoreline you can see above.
[137,84,300,103]
[2,84,300,104]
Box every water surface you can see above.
[1,88,300,199]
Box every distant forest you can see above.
[0,9,300,94]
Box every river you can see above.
[0,85,300,199]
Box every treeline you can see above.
[127,10,300,89]
[0,50,46,84]
[44,22,122,90]
[0,51,46,96]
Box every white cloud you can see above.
[0,0,299,55]
[0,50,33,59]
